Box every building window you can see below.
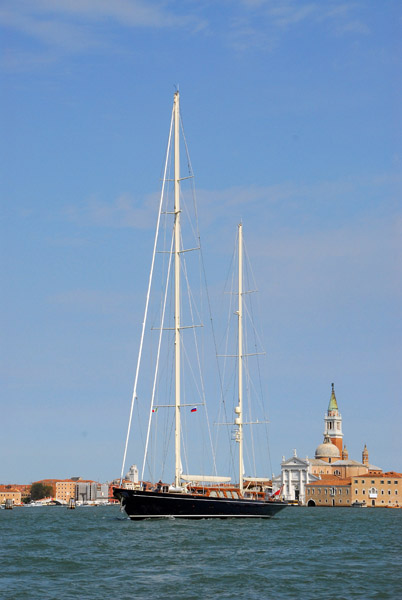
[362,490,366,495]
[387,481,391,485]
[355,490,358,495]
[346,489,349,494]
[381,490,384,495]
[388,490,391,495]
[361,480,365,484]
[371,481,375,484]
[394,481,398,485]
[381,480,384,484]
[339,489,342,495]
[354,480,358,484]
[325,489,328,495]
[334,470,340,476]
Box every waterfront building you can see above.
[351,471,402,507]
[56,480,77,503]
[305,474,352,506]
[0,485,22,506]
[76,480,97,503]
[96,483,109,502]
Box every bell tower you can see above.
[324,383,343,454]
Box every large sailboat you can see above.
[113,91,287,519]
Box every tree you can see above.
[30,482,53,500]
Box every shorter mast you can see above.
[236,222,244,494]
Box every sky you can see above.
[1,0,401,484]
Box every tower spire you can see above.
[324,382,343,454]
[328,382,338,411]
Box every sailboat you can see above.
[113,91,287,519]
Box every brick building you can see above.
[0,485,22,506]
[352,471,402,507]
[305,474,352,507]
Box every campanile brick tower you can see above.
[323,383,343,454]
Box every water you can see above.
[1,505,401,599]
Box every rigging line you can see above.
[141,225,175,482]
[215,248,237,475]
[243,241,273,476]
[119,103,175,484]
[180,209,219,478]
[198,230,237,478]
[182,113,227,478]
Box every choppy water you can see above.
[1,505,401,599]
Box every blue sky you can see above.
[1,0,401,484]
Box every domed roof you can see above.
[315,435,340,459]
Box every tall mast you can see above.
[236,222,244,494]
[174,91,181,488]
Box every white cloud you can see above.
[65,192,159,229]
[0,0,203,60]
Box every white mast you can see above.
[236,222,244,494]
[174,91,181,488]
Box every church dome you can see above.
[315,436,340,460]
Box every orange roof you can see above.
[355,471,402,479]
[307,474,351,486]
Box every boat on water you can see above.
[113,92,287,520]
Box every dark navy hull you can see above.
[113,487,287,519]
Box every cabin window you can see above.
[232,491,239,499]
[226,491,233,498]
[218,491,225,498]
[209,491,218,497]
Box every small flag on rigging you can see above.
[190,407,197,413]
